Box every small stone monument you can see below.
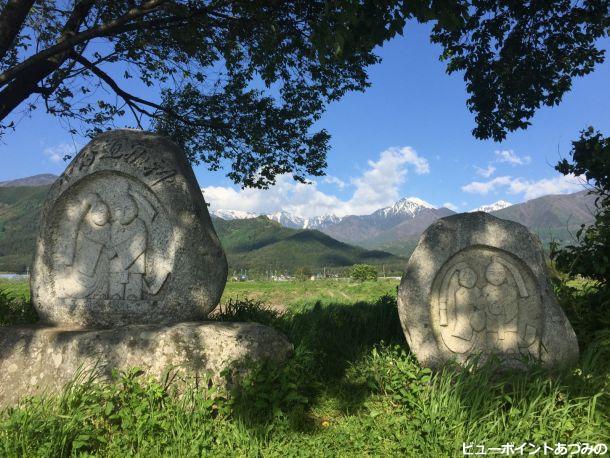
[0,130,292,406]
[398,212,579,370]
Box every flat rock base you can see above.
[0,321,293,407]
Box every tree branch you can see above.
[71,52,223,130]
[0,0,36,60]
[0,0,96,121]
[0,0,171,87]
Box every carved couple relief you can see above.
[54,175,171,303]
[431,248,542,358]
[398,212,578,369]
[64,191,147,300]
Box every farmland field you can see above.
[0,277,401,311]
[0,278,29,299]
[222,277,400,311]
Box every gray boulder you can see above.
[398,212,579,370]
[32,129,227,327]
[0,321,293,407]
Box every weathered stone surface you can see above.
[0,321,293,406]
[32,129,227,327]
[398,212,579,370]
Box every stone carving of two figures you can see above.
[63,192,148,300]
[440,258,530,353]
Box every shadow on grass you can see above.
[2,286,608,446]
[213,294,408,429]
[214,295,609,439]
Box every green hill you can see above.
[213,216,404,274]
[490,191,596,248]
[0,185,404,274]
[0,186,49,272]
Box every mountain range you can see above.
[213,217,403,273]
[0,174,598,272]
[212,192,597,256]
[471,200,513,213]
[0,179,403,273]
[0,174,57,188]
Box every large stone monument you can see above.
[398,212,579,370]
[0,130,292,407]
[32,129,227,327]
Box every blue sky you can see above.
[1,22,609,216]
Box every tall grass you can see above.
[1,291,608,456]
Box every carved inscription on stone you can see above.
[57,139,176,189]
[430,246,542,358]
[53,173,172,305]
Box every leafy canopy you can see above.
[432,0,610,141]
[0,0,450,188]
[1,1,608,188]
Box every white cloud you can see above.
[462,174,585,200]
[203,175,346,218]
[474,164,496,178]
[462,176,513,195]
[505,174,585,200]
[443,202,459,211]
[494,149,531,165]
[43,142,80,163]
[322,175,347,189]
[346,146,429,215]
[202,146,430,217]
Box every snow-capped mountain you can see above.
[373,197,434,218]
[211,209,258,220]
[266,211,307,229]
[303,214,343,229]
[212,208,342,229]
[211,196,443,233]
[321,197,454,244]
[471,200,512,213]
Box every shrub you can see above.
[551,128,610,348]
[0,288,38,327]
[350,264,378,282]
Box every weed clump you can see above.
[0,288,37,327]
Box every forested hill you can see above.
[0,185,50,272]
[213,216,404,274]
[0,185,403,274]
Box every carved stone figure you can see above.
[108,194,148,300]
[32,129,228,327]
[398,212,579,370]
[482,260,519,349]
[60,194,111,299]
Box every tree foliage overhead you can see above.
[432,0,610,141]
[1,1,609,188]
[0,0,448,188]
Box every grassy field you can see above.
[0,278,608,456]
[222,278,400,311]
[0,277,401,311]
[0,279,29,298]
